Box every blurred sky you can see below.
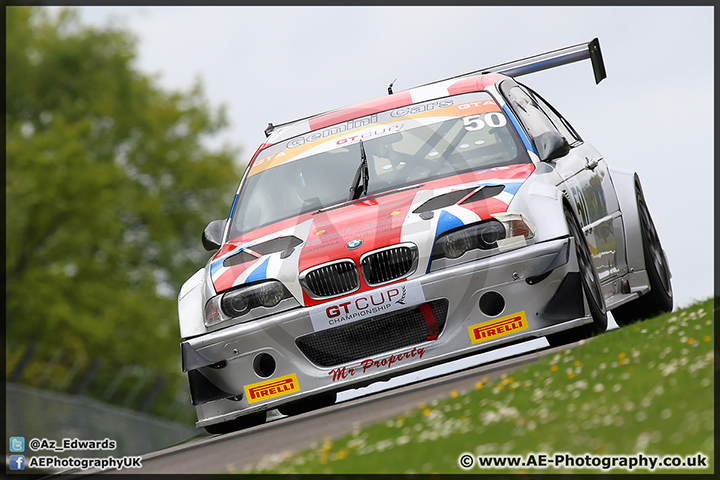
[71,6,714,310]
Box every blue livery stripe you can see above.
[246,257,269,283]
[435,210,465,238]
[496,181,522,195]
[502,104,535,154]
[210,260,223,277]
[227,193,239,220]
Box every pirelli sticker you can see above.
[244,373,300,404]
[468,311,528,345]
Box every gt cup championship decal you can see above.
[468,311,528,345]
[244,373,300,404]
[309,282,425,332]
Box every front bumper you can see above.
[182,237,590,427]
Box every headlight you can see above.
[223,291,250,316]
[432,219,507,261]
[205,280,292,327]
[256,281,285,307]
[431,213,536,262]
[443,230,473,258]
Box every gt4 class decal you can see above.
[308,282,426,332]
[244,373,301,404]
[467,311,528,345]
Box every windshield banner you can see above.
[249,92,502,178]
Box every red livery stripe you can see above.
[460,196,509,221]
[214,261,258,292]
[308,92,413,130]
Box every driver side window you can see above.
[524,85,583,146]
[502,82,582,147]
[505,85,557,140]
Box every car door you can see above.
[499,79,623,284]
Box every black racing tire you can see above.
[546,205,608,347]
[277,392,337,417]
[204,411,266,435]
[611,183,673,326]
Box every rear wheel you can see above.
[277,392,337,417]
[546,205,607,347]
[612,183,673,325]
[204,411,266,435]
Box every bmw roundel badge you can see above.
[346,239,363,250]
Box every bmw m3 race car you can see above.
[178,38,672,434]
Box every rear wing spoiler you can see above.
[419,37,607,88]
[264,38,605,137]
[492,37,605,84]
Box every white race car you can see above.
[178,38,672,434]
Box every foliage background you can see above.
[6,7,242,422]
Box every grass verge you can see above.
[245,298,714,474]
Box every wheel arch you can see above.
[608,167,646,275]
[506,173,573,242]
[178,268,209,339]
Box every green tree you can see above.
[6,7,241,385]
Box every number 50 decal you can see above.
[462,113,507,131]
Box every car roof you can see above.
[263,72,508,147]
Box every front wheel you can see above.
[546,205,607,347]
[612,182,673,325]
[277,392,337,417]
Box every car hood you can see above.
[208,163,535,305]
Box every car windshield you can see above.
[229,92,530,238]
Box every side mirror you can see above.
[536,131,570,162]
[202,219,226,251]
